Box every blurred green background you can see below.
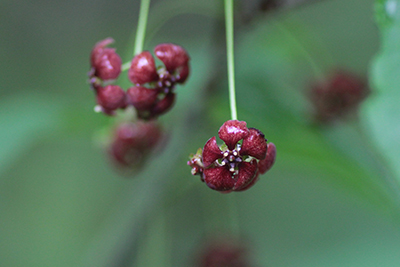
[1,0,400,266]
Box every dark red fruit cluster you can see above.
[127,43,190,119]
[88,38,190,170]
[197,239,249,267]
[310,70,369,123]
[188,120,276,192]
[88,38,190,118]
[88,38,126,115]
[109,121,162,169]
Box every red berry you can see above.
[126,86,159,111]
[234,172,260,192]
[202,137,223,168]
[218,120,249,151]
[154,43,189,72]
[90,38,114,66]
[176,63,190,83]
[90,38,122,81]
[126,44,190,118]
[189,120,274,192]
[240,128,268,160]
[258,142,276,174]
[109,121,163,169]
[150,92,176,117]
[96,85,126,115]
[128,44,190,88]
[310,70,369,122]
[128,51,159,85]
[188,120,276,193]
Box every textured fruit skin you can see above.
[127,43,190,120]
[126,86,159,111]
[109,121,163,169]
[154,43,189,74]
[95,85,126,115]
[128,51,158,85]
[128,43,189,87]
[88,38,125,115]
[310,70,369,123]
[90,38,122,81]
[88,40,190,118]
[87,40,189,173]
[258,142,276,174]
[188,120,276,192]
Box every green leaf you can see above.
[362,0,400,184]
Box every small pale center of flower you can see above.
[157,68,180,93]
[218,147,242,176]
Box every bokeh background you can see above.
[1,0,400,266]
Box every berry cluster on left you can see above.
[88,38,190,170]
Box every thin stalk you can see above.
[134,0,151,56]
[225,0,238,120]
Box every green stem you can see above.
[225,0,238,121]
[134,0,151,56]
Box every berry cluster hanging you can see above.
[88,38,190,169]
[87,0,276,192]
[188,120,276,192]
[187,0,276,192]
